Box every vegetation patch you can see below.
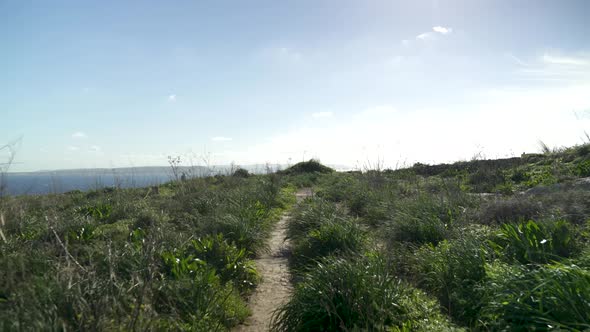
[271,254,461,332]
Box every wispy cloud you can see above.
[72,131,87,139]
[168,94,177,102]
[89,145,101,152]
[311,111,333,118]
[67,146,79,151]
[211,136,232,142]
[416,26,453,40]
[516,52,590,82]
[506,53,529,67]
[542,54,589,66]
[416,32,432,40]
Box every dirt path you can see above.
[234,188,312,332]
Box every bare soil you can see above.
[234,188,311,332]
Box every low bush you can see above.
[291,218,366,270]
[271,254,460,332]
[232,168,251,178]
[539,189,590,224]
[186,234,259,293]
[411,236,487,325]
[479,263,590,331]
[477,196,543,225]
[157,259,249,330]
[286,198,347,242]
[280,159,334,175]
[468,168,506,193]
[385,195,458,245]
[490,220,580,264]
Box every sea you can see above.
[1,166,239,196]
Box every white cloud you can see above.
[416,32,433,40]
[432,26,452,34]
[415,26,453,41]
[168,94,177,102]
[89,145,101,152]
[211,136,232,142]
[67,146,79,151]
[311,111,333,118]
[72,131,87,139]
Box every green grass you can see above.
[2,143,590,330]
[279,145,590,330]
[271,254,461,332]
[479,263,590,331]
[0,173,292,331]
[490,219,580,264]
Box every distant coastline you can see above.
[1,164,350,195]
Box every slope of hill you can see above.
[1,144,589,331]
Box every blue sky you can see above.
[1,0,590,171]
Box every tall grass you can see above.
[271,254,461,332]
[411,236,488,325]
[490,219,580,264]
[479,263,590,331]
[0,173,291,330]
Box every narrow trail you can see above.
[235,188,312,332]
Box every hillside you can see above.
[1,145,589,331]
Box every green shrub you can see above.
[271,255,460,332]
[347,192,390,226]
[287,198,346,242]
[524,166,557,187]
[314,173,356,202]
[510,168,531,184]
[388,216,448,245]
[291,218,366,269]
[280,159,334,175]
[468,168,506,193]
[385,195,457,245]
[207,214,270,256]
[286,172,320,188]
[490,220,580,264]
[232,168,250,178]
[412,237,487,325]
[187,234,259,293]
[76,202,113,221]
[93,217,133,237]
[203,195,281,255]
[576,159,590,177]
[156,260,249,329]
[479,263,590,331]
